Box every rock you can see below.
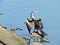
[0,26,25,45]
[30,42,43,45]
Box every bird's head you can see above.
[30,11,39,20]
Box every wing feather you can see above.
[37,17,44,29]
[25,18,34,33]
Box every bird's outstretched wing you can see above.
[25,18,34,33]
[37,17,47,35]
[37,17,44,29]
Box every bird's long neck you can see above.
[30,12,35,20]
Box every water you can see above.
[0,0,60,45]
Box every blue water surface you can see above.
[0,0,60,45]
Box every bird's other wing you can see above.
[26,18,34,29]
[25,18,34,33]
[37,17,44,29]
